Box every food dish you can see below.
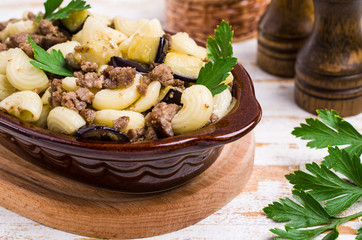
[0,2,261,193]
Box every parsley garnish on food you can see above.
[28,36,73,77]
[196,21,237,96]
[264,109,362,240]
[42,0,90,21]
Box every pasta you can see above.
[6,48,49,91]
[171,32,208,60]
[62,77,79,92]
[80,16,126,45]
[0,74,16,101]
[41,87,51,105]
[129,81,161,112]
[212,88,232,119]
[0,90,43,122]
[0,20,36,41]
[114,16,148,37]
[47,41,81,56]
[92,74,141,110]
[171,85,213,135]
[47,106,86,134]
[164,52,204,79]
[0,50,9,75]
[94,109,145,131]
[33,104,52,128]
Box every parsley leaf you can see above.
[197,58,237,95]
[286,160,362,216]
[357,228,362,240]
[196,21,237,96]
[207,20,234,62]
[292,109,362,158]
[43,0,90,21]
[264,110,362,239]
[28,36,73,77]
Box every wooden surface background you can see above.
[0,0,361,239]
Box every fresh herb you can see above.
[42,0,90,21]
[264,109,362,240]
[196,21,237,96]
[28,36,73,77]
[357,228,362,240]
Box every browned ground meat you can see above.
[126,128,147,142]
[65,53,81,70]
[75,71,103,89]
[80,108,96,124]
[149,64,174,87]
[148,64,185,89]
[137,83,148,96]
[61,92,87,112]
[3,19,68,56]
[80,61,98,72]
[49,78,63,107]
[0,43,7,52]
[76,87,94,104]
[144,126,158,140]
[102,66,136,88]
[0,21,8,31]
[141,74,151,85]
[113,116,130,130]
[145,102,180,138]
[25,12,37,21]
[163,33,172,50]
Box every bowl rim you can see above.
[0,61,261,153]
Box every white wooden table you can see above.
[0,0,361,239]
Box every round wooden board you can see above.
[0,132,255,239]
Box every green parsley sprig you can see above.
[196,21,238,96]
[28,36,73,77]
[41,0,90,21]
[264,109,362,240]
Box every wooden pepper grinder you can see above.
[295,0,362,117]
[257,0,314,77]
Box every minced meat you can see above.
[102,66,136,88]
[145,102,180,138]
[61,92,87,112]
[75,71,103,89]
[49,78,63,107]
[76,87,94,104]
[80,61,98,72]
[80,108,96,124]
[113,116,130,131]
[148,64,185,89]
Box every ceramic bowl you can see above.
[0,62,261,193]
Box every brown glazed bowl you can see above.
[0,62,261,193]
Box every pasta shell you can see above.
[0,90,43,122]
[171,85,213,134]
[0,74,16,101]
[129,81,161,112]
[171,32,208,60]
[114,16,148,37]
[212,88,232,119]
[164,52,204,79]
[94,109,145,131]
[47,107,86,135]
[92,74,141,110]
[6,48,49,92]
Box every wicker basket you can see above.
[165,0,271,43]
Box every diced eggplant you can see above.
[154,37,168,64]
[173,73,197,83]
[161,88,182,105]
[110,56,151,73]
[75,125,130,142]
[61,10,89,33]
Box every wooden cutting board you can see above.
[0,132,254,239]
